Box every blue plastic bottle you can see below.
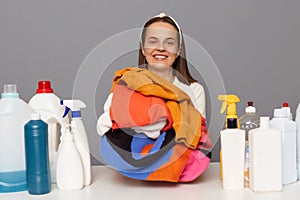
[24,113,51,194]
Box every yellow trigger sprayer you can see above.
[218,94,240,128]
[218,94,240,180]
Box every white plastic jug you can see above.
[0,84,34,192]
[28,81,69,183]
[270,108,297,185]
[249,117,282,192]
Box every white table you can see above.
[1,163,300,200]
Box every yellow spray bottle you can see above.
[218,94,240,180]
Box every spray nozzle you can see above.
[60,99,86,118]
[218,94,240,115]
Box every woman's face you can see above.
[142,22,180,69]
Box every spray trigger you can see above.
[60,100,70,118]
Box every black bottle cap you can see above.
[227,118,238,128]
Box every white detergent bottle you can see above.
[28,80,69,183]
[282,102,293,120]
[56,125,84,190]
[60,99,92,186]
[0,84,34,193]
[220,118,245,190]
[296,102,300,180]
[249,117,282,192]
[270,108,297,185]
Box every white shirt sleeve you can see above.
[97,93,113,136]
[190,82,206,118]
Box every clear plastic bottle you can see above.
[239,101,260,187]
[239,101,260,139]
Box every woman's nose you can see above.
[156,42,165,51]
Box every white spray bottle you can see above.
[60,99,92,186]
[56,125,84,190]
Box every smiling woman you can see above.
[96,13,211,183]
[141,22,180,80]
[138,13,206,117]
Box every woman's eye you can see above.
[167,41,174,46]
[149,40,157,44]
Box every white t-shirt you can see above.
[172,77,206,117]
[97,77,206,136]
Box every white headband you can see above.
[140,12,183,48]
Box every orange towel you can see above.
[110,84,173,131]
[110,67,202,149]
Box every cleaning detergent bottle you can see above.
[296,102,300,180]
[0,84,34,193]
[270,108,297,185]
[220,118,245,190]
[24,113,51,195]
[218,94,240,180]
[28,80,69,183]
[60,99,91,186]
[249,117,282,192]
[56,125,84,190]
[282,102,293,120]
[239,101,260,187]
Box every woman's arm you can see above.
[97,93,113,136]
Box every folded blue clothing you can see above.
[131,132,166,160]
[99,128,211,182]
[103,128,175,167]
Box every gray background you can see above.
[1,0,300,164]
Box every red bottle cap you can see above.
[36,81,54,93]
[283,102,289,107]
[247,101,253,106]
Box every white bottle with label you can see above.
[249,117,282,192]
[28,81,69,183]
[270,108,297,185]
[56,125,84,190]
[296,102,300,180]
[220,118,245,190]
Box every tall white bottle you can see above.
[220,118,245,190]
[296,103,300,180]
[249,117,282,192]
[270,108,297,185]
[56,125,84,190]
[28,81,69,183]
[60,100,92,186]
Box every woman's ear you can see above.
[141,46,145,56]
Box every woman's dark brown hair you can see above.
[138,14,197,84]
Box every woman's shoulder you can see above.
[190,81,204,92]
